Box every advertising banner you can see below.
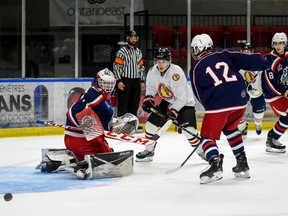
[0,80,91,128]
[0,79,276,129]
[49,0,144,26]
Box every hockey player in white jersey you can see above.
[238,43,266,138]
[136,47,204,162]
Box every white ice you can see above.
[1,130,288,216]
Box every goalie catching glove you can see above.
[142,95,155,113]
[110,113,139,135]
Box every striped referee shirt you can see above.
[113,45,145,81]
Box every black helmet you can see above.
[242,43,254,51]
[126,30,138,41]
[154,47,172,62]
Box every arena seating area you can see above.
[151,25,288,66]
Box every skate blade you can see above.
[266,147,286,153]
[35,163,43,170]
[200,171,223,184]
[234,170,250,179]
[135,157,153,162]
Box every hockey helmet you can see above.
[94,68,116,93]
[126,30,139,41]
[154,47,172,62]
[271,32,288,48]
[191,33,213,60]
[242,43,254,52]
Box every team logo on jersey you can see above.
[241,90,246,98]
[172,73,180,81]
[277,64,283,71]
[158,83,173,100]
[81,116,96,130]
[244,71,256,83]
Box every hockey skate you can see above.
[266,135,286,153]
[200,154,224,184]
[65,163,89,180]
[136,141,157,162]
[255,124,262,135]
[232,151,250,179]
[136,149,155,162]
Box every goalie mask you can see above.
[111,113,139,135]
[191,33,213,60]
[94,68,116,93]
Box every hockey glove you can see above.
[142,95,155,113]
[166,108,178,121]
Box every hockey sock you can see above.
[202,138,219,164]
[223,128,244,157]
[269,115,288,140]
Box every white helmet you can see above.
[191,33,213,60]
[271,32,288,48]
[94,68,116,93]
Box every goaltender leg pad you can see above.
[76,107,104,141]
[36,148,76,172]
[85,150,133,179]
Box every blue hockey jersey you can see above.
[261,49,288,101]
[189,49,270,113]
[66,85,114,133]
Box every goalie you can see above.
[37,68,138,179]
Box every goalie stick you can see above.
[36,119,172,146]
[149,107,201,174]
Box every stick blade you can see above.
[165,165,181,174]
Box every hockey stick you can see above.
[150,107,201,139]
[36,119,171,146]
[165,143,200,174]
[35,120,82,131]
[149,107,202,174]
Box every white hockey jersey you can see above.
[146,63,195,111]
[239,69,263,99]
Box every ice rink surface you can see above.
[1,130,288,216]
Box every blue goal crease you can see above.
[0,167,115,194]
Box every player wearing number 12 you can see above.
[189,34,270,184]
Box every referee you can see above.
[113,30,146,125]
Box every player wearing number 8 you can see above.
[189,33,270,184]
[261,32,288,153]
